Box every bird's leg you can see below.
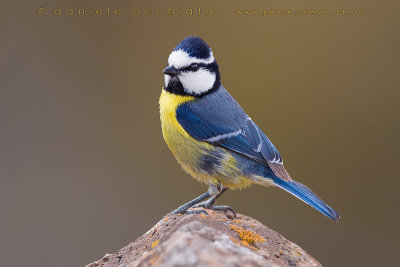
[194,187,227,208]
[170,191,211,215]
[193,185,236,218]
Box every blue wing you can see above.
[176,87,291,181]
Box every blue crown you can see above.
[173,36,212,59]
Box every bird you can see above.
[159,36,339,222]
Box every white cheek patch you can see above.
[164,74,170,88]
[179,68,216,95]
[168,49,214,69]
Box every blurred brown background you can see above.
[1,0,399,266]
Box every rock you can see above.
[86,208,321,267]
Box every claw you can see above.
[187,209,209,215]
[193,201,237,218]
[211,205,236,218]
[171,208,208,216]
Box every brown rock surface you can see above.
[86,208,321,267]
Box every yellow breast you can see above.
[159,89,213,182]
[159,88,195,141]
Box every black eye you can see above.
[189,63,200,72]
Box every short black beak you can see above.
[163,66,179,76]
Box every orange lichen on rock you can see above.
[151,240,159,248]
[229,224,266,246]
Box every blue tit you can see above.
[159,36,339,222]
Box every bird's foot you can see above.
[170,208,208,216]
[193,199,236,218]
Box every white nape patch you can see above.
[168,49,214,69]
[179,68,216,95]
[164,74,170,88]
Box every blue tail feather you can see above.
[272,177,340,222]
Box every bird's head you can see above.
[163,36,220,96]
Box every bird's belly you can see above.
[159,90,252,189]
[163,122,252,189]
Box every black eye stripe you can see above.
[181,63,207,72]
